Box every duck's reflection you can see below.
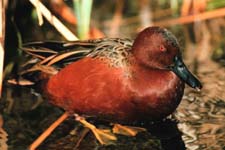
[143,119,186,150]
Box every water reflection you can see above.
[146,119,186,150]
[175,61,225,150]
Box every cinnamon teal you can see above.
[18,26,202,149]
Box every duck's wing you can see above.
[22,41,95,68]
[17,38,133,84]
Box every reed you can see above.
[0,0,6,98]
[73,0,93,39]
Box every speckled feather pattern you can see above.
[22,38,133,72]
[86,38,133,68]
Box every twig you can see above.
[29,0,78,41]
[154,7,225,26]
[29,112,69,150]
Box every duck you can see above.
[17,26,202,150]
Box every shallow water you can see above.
[176,61,225,150]
[0,61,224,150]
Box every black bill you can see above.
[169,55,202,91]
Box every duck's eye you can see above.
[159,45,167,52]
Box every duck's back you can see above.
[20,38,133,83]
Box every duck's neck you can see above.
[129,55,169,76]
[128,56,184,94]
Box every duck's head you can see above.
[132,26,202,90]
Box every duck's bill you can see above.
[169,56,202,90]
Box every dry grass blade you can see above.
[0,47,3,98]
[29,0,78,41]
[7,78,34,86]
[34,0,43,25]
[0,0,6,98]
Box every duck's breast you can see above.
[128,68,185,121]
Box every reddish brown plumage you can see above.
[46,57,132,122]
[22,26,202,124]
[46,56,184,123]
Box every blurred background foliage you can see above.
[0,0,225,150]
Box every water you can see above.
[175,61,225,150]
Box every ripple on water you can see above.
[176,61,225,150]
